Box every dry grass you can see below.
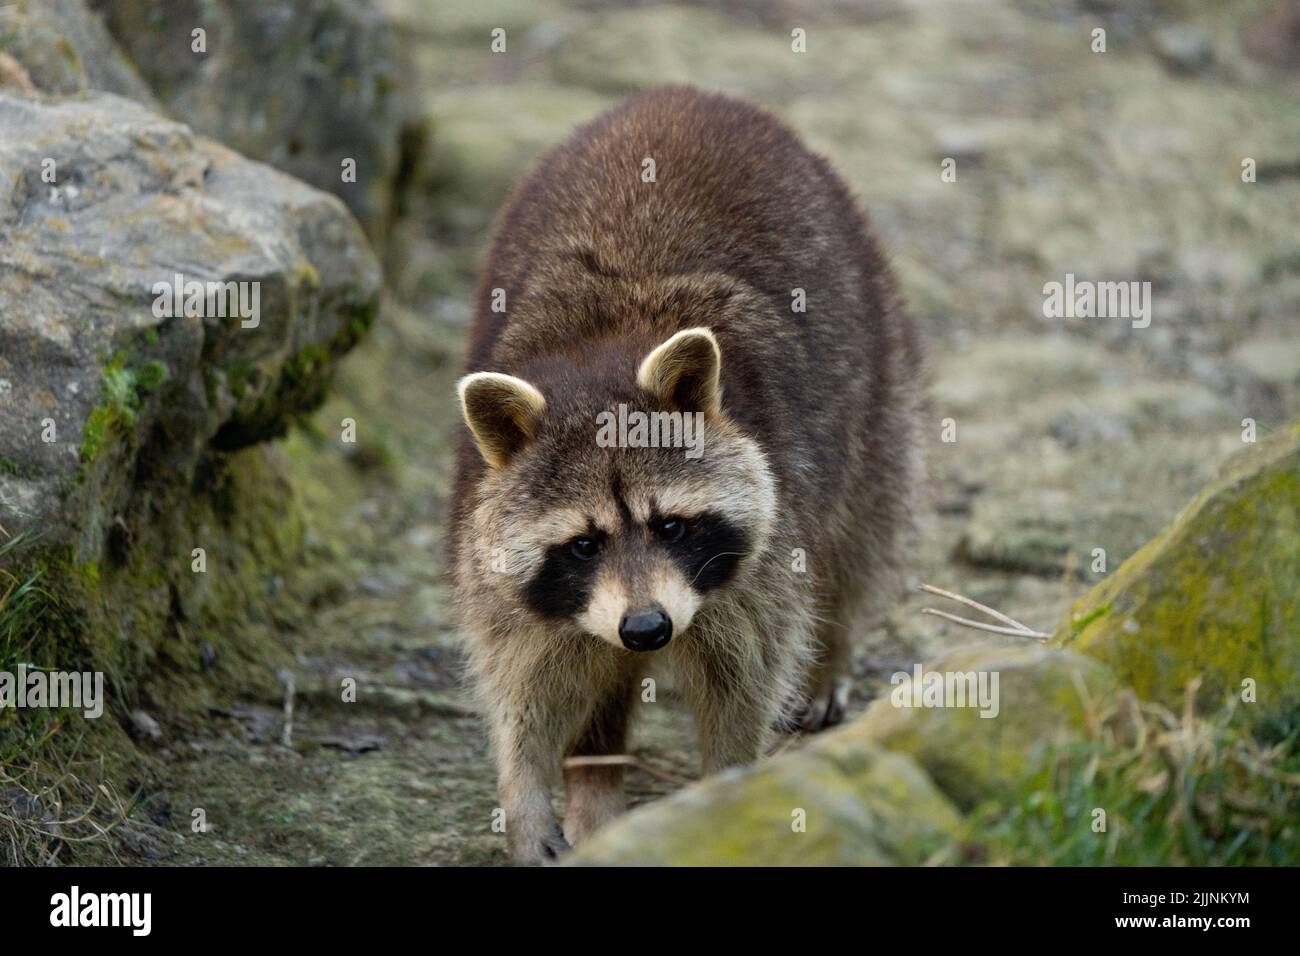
[975,679,1300,865]
[0,730,139,866]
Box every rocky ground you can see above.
[6,0,1296,865]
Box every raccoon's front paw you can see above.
[512,821,571,866]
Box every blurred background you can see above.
[0,0,1296,865]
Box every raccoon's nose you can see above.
[618,607,673,652]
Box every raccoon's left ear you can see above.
[457,372,547,469]
[636,327,722,417]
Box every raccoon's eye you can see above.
[570,536,602,560]
[652,517,688,545]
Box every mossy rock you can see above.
[0,89,378,771]
[99,0,403,243]
[0,91,379,553]
[569,736,961,866]
[852,644,1118,810]
[1059,424,1300,714]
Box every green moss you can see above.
[227,363,257,399]
[79,358,171,465]
[293,260,321,289]
[216,301,378,448]
[100,363,139,427]
[78,561,100,587]
[80,404,118,464]
[135,360,169,394]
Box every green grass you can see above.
[0,532,56,764]
[0,533,133,865]
[971,687,1300,865]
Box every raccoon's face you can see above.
[458,328,775,652]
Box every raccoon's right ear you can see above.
[457,372,547,469]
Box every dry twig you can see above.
[917,582,1050,641]
[563,754,696,787]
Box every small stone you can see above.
[0,787,42,819]
[316,733,387,755]
[1151,26,1214,75]
[130,710,163,742]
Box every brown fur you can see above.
[450,86,926,864]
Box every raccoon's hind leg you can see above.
[795,618,852,732]
[562,674,636,845]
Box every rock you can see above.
[1060,424,1300,713]
[96,0,405,242]
[1047,406,1132,449]
[0,91,378,549]
[315,733,386,755]
[852,645,1117,809]
[569,736,961,866]
[568,643,1116,864]
[12,0,157,98]
[955,490,1163,582]
[956,499,1074,577]
[0,53,38,94]
[1150,26,1214,76]
[0,0,155,100]
[129,710,163,742]
[0,2,89,94]
[932,122,1007,166]
[1243,0,1300,73]
[1231,336,1300,390]
[0,786,44,820]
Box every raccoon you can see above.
[451,86,925,865]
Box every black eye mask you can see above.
[661,511,749,594]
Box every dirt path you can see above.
[108,0,1297,865]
